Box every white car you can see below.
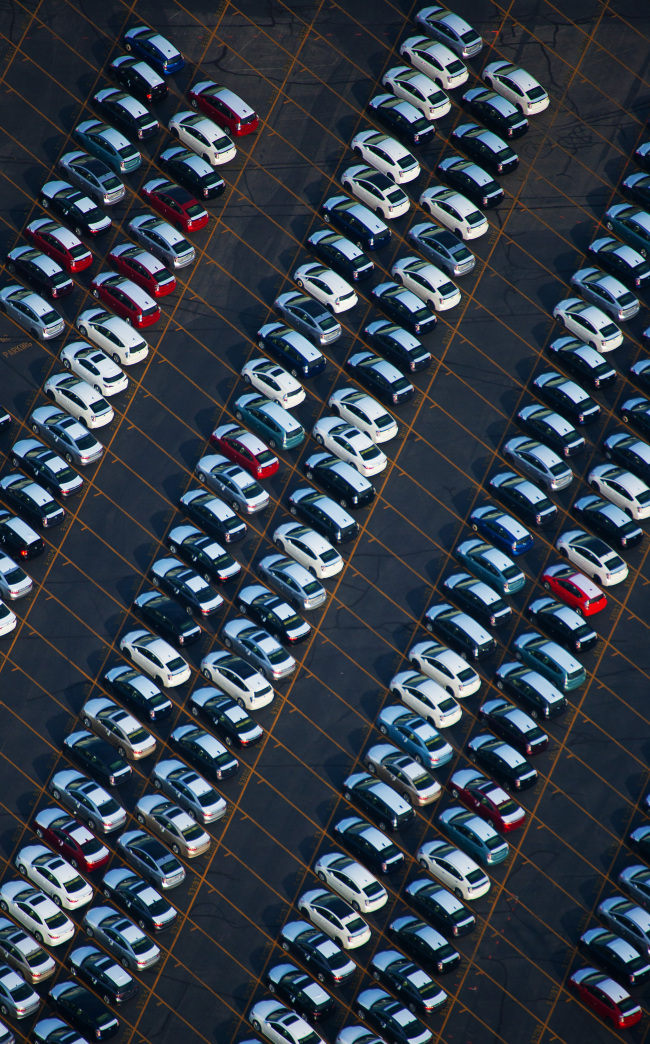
[340,164,410,220]
[313,852,387,913]
[241,358,305,408]
[416,839,490,901]
[483,60,549,115]
[552,297,623,352]
[293,263,358,314]
[273,522,344,579]
[44,373,113,429]
[0,600,17,637]
[15,845,93,911]
[399,36,468,90]
[59,342,128,397]
[391,256,461,310]
[168,111,236,165]
[351,130,420,184]
[76,308,149,365]
[297,888,371,949]
[588,463,650,520]
[328,388,398,444]
[119,629,191,687]
[415,5,483,58]
[556,528,629,587]
[200,650,274,710]
[381,65,451,119]
[0,881,75,947]
[390,670,462,728]
[80,697,157,759]
[312,417,387,477]
[0,556,33,601]
[407,639,481,698]
[419,185,488,240]
[249,999,325,1044]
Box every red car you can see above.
[141,177,209,233]
[25,217,93,273]
[32,806,110,872]
[109,242,176,297]
[449,768,525,832]
[569,966,642,1028]
[542,562,607,616]
[188,79,259,136]
[90,271,161,328]
[210,422,279,479]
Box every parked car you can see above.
[150,759,226,825]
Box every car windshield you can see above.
[267,648,288,665]
[10,981,34,1001]
[528,85,546,100]
[466,211,484,226]
[118,144,137,159]
[4,567,25,584]
[25,947,47,967]
[502,563,522,580]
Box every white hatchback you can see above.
[249,999,326,1044]
[382,65,451,119]
[417,839,490,901]
[273,522,343,579]
[297,888,371,949]
[15,845,93,911]
[552,297,623,352]
[119,629,191,687]
[556,528,629,587]
[407,639,481,698]
[391,256,461,310]
[76,308,149,365]
[44,373,114,429]
[60,342,128,397]
[483,60,549,115]
[390,669,462,727]
[419,185,489,239]
[351,130,420,184]
[313,852,387,912]
[341,165,410,220]
[294,263,358,313]
[312,417,387,476]
[168,111,236,165]
[200,650,274,710]
[588,463,650,520]
[328,388,398,443]
[399,36,468,90]
[241,358,305,408]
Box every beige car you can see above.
[365,743,441,806]
[80,697,156,760]
[134,793,211,858]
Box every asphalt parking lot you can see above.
[2,1,650,1042]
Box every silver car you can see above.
[29,405,103,466]
[415,5,483,58]
[195,454,269,514]
[365,744,441,806]
[570,267,639,321]
[150,758,227,825]
[134,794,211,858]
[80,697,156,760]
[49,770,127,835]
[128,214,195,269]
[274,290,342,346]
[222,618,297,680]
[0,556,32,600]
[57,150,125,206]
[0,285,64,340]
[0,917,55,985]
[0,963,40,1018]
[503,436,573,491]
[82,907,160,972]
[257,553,327,610]
[116,830,186,891]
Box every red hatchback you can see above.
[569,966,642,1028]
[188,79,259,136]
[109,243,176,297]
[32,806,110,872]
[449,768,525,832]
[542,562,608,616]
[141,177,209,233]
[210,422,279,479]
[90,271,161,328]
[25,217,93,273]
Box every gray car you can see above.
[82,907,160,972]
[570,266,639,321]
[127,214,195,269]
[0,556,32,601]
[116,830,185,891]
[407,221,475,276]
[257,553,327,610]
[222,618,297,680]
[150,556,224,616]
[57,150,125,206]
[0,285,65,340]
[150,758,227,825]
[29,406,103,467]
[415,5,483,58]
[274,290,342,346]
[195,454,269,514]
[0,918,55,986]
[100,869,176,933]
[0,963,40,1019]
[134,794,211,858]
[503,436,573,491]
[49,770,127,834]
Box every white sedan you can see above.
[328,387,398,443]
[407,639,481,698]
[241,358,305,408]
[76,308,149,365]
[60,342,128,396]
[351,130,420,184]
[399,36,468,90]
[483,60,549,115]
[419,185,489,240]
[0,600,17,637]
[168,111,236,165]
[297,888,371,949]
[552,297,623,352]
[390,670,462,728]
[294,263,358,313]
[44,374,114,429]
[588,463,650,520]
[119,629,191,687]
[381,65,451,119]
[249,999,325,1044]
[556,528,628,587]
[199,650,274,710]
[340,165,410,220]
[312,417,387,477]
[15,845,93,911]
[273,522,343,579]
[0,881,75,947]
[416,839,490,901]
[313,852,387,913]
[391,256,461,310]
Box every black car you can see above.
[451,122,519,174]
[532,372,600,425]
[488,470,558,528]
[39,182,111,237]
[404,878,475,938]
[93,87,159,140]
[495,662,568,719]
[388,915,460,973]
[579,926,650,988]
[256,322,326,378]
[10,442,83,497]
[630,825,650,861]
[346,350,414,406]
[620,396,650,438]
[306,229,374,282]
[321,194,391,251]
[622,172,650,209]
[63,730,132,787]
[367,93,435,146]
[180,489,247,543]
[280,922,355,986]
[461,87,528,138]
[158,146,225,200]
[516,403,585,457]
[263,962,335,1019]
[189,688,263,748]
[546,335,617,389]
[101,869,176,931]
[109,54,167,102]
[587,236,650,291]
[436,155,503,208]
[371,282,437,336]
[150,560,222,618]
[303,451,375,509]
[526,595,599,652]
[103,664,172,721]
[425,604,497,660]
[0,509,44,559]
[363,320,431,373]
[477,697,549,756]
[634,142,650,172]
[630,358,650,394]
[288,488,359,544]
[169,723,239,781]
[0,473,65,528]
[133,589,202,646]
[235,585,310,644]
[466,733,537,790]
[356,988,430,1044]
[6,246,73,299]
[442,572,511,628]
[406,222,475,278]
[49,980,119,1040]
[370,951,446,1015]
[166,525,240,584]
[0,408,10,432]
[603,431,650,484]
[67,944,138,1005]
[343,774,415,831]
[572,493,643,550]
[332,815,405,875]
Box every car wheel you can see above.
[31,422,40,434]
[136,812,145,824]
[469,751,477,763]
[53,893,63,907]
[224,735,233,747]
[252,1021,261,1033]
[268,983,276,994]
[514,649,522,660]
[269,438,277,450]
[121,957,130,969]
[172,843,180,855]
[0,902,6,913]
[74,225,84,237]
[425,621,432,632]
[185,604,194,616]
[496,679,504,691]
[291,367,300,378]
[70,857,78,869]
[18,864,26,876]
[235,409,243,421]
[87,818,96,831]
[315,434,324,445]
[282,940,290,951]
[41,197,49,209]
[11,456,19,468]
[191,705,200,718]
[32,326,41,339]
[82,715,91,727]
[202,668,211,679]
[6,261,15,274]
[296,278,304,289]
[367,761,376,774]
[290,505,298,516]
[85,926,94,938]
[339,497,348,509]
[323,213,330,224]
[445,686,455,697]
[455,887,464,899]
[103,993,112,1004]
[224,636,232,648]
[103,887,112,898]
[378,819,389,831]
[112,352,122,365]
[530,708,539,719]
[460,650,468,660]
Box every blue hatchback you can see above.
[376,705,453,770]
[256,322,326,378]
[469,505,534,555]
[123,26,185,75]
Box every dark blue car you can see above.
[123,26,185,75]
[469,505,533,555]
[256,322,326,378]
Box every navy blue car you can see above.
[321,194,391,250]
[469,505,534,556]
[123,26,185,75]
[256,322,326,378]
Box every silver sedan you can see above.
[257,553,327,610]
[82,907,160,972]
[133,794,211,858]
[222,618,296,680]
[195,454,269,514]
[150,758,227,825]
